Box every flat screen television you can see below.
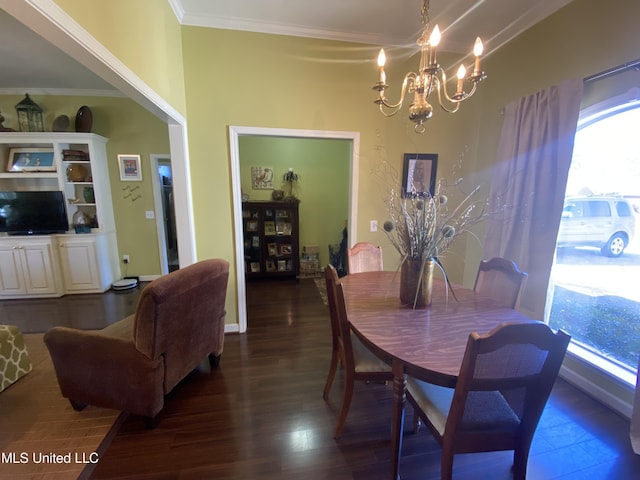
[0,191,69,235]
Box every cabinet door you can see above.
[0,244,27,296]
[58,237,101,292]
[20,241,59,295]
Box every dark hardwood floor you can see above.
[1,284,144,333]
[5,278,637,478]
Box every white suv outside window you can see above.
[556,195,636,257]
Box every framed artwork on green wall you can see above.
[251,166,274,189]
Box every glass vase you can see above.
[400,258,434,308]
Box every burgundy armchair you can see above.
[44,259,229,426]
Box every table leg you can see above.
[390,359,406,480]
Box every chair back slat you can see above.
[474,257,527,309]
[347,242,383,274]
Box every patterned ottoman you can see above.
[0,325,32,393]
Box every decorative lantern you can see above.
[15,94,44,132]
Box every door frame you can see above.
[228,126,360,333]
[150,154,172,275]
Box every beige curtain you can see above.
[483,78,583,320]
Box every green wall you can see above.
[239,136,350,267]
[0,93,170,276]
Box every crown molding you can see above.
[179,12,411,47]
[0,88,124,97]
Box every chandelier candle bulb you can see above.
[456,65,466,95]
[473,37,483,75]
[428,25,441,66]
[377,49,386,83]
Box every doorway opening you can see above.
[151,154,179,274]
[229,126,361,333]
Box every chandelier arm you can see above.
[376,72,417,112]
[378,104,401,117]
[436,70,463,104]
[435,80,461,114]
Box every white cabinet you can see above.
[0,133,120,298]
[0,132,116,234]
[57,233,118,293]
[0,237,62,298]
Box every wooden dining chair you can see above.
[347,242,383,274]
[473,257,527,309]
[406,321,570,480]
[322,265,393,439]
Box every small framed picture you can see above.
[250,262,261,273]
[246,220,258,232]
[7,148,55,172]
[252,236,260,247]
[401,153,438,197]
[279,244,292,255]
[282,223,292,235]
[277,260,287,271]
[117,154,142,181]
[264,221,276,236]
[268,243,278,256]
[266,260,276,272]
[251,166,274,189]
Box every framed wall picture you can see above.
[401,153,438,197]
[251,166,274,189]
[7,148,55,172]
[117,154,142,181]
[279,244,292,255]
[264,221,276,236]
[246,220,258,232]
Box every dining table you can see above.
[340,271,535,480]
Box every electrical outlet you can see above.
[370,220,378,232]
[145,210,155,219]
[122,255,130,264]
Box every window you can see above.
[549,98,640,383]
[585,200,610,217]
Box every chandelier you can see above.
[372,0,487,133]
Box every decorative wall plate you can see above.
[75,106,93,133]
[52,115,70,132]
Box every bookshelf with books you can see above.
[242,201,299,279]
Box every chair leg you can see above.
[323,350,339,401]
[145,414,161,429]
[208,353,221,368]
[334,373,355,439]
[69,399,87,411]
[440,444,454,480]
[512,446,530,480]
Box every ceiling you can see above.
[0,0,572,95]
